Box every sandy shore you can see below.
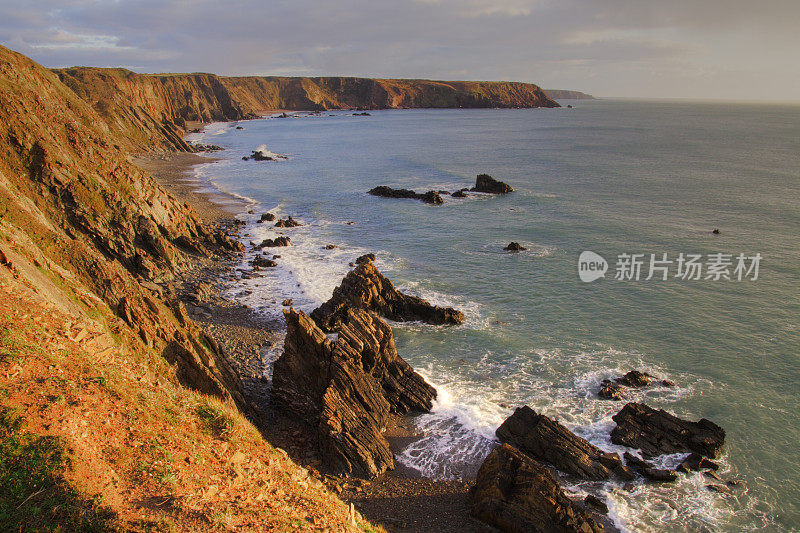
[135,150,493,532]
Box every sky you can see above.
[1,0,799,100]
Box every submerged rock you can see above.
[616,370,654,388]
[367,186,444,205]
[451,189,468,198]
[623,452,677,482]
[598,371,675,400]
[469,444,608,533]
[496,406,633,480]
[611,403,725,458]
[251,255,277,268]
[271,308,436,477]
[598,380,626,401]
[471,174,513,194]
[310,261,465,331]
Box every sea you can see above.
[185,99,800,532]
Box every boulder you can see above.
[677,452,720,472]
[255,236,291,249]
[259,213,276,222]
[310,261,465,331]
[496,406,633,481]
[271,308,436,477]
[610,403,725,458]
[251,255,277,268]
[504,242,527,251]
[623,452,676,482]
[275,216,302,228]
[616,370,653,388]
[451,190,468,198]
[469,444,607,533]
[367,186,444,205]
[598,380,625,401]
[472,174,513,194]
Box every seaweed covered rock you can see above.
[472,174,513,194]
[469,444,607,533]
[611,403,725,458]
[310,261,464,331]
[271,308,436,477]
[496,406,633,480]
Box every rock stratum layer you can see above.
[0,45,246,408]
[54,66,559,150]
[272,307,436,478]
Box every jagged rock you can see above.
[255,236,291,249]
[137,216,177,268]
[598,380,626,401]
[310,261,464,331]
[325,244,337,250]
[677,452,720,472]
[367,186,444,205]
[271,308,436,477]
[616,370,654,388]
[469,444,607,533]
[496,406,633,481]
[584,495,608,514]
[504,242,527,251]
[355,253,375,265]
[472,174,513,194]
[259,212,276,222]
[275,216,302,228]
[173,235,210,257]
[610,403,725,458]
[451,189,468,198]
[282,299,293,306]
[706,484,730,494]
[251,255,277,268]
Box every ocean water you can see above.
[186,100,800,532]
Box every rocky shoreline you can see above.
[143,133,735,532]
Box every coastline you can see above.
[134,148,495,532]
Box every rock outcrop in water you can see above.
[271,308,436,477]
[310,260,465,331]
[496,406,633,480]
[367,186,444,205]
[469,444,608,533]
[472,174,513,194]
[611,403,726,458]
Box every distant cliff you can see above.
[54,67,559,150]
[545,89,595,100]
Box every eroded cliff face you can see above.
[0,44,246,409]
[52,66,559,151]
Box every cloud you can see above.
[0,0,798,99]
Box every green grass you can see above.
[195,400,235,441]
[0,406,117,532]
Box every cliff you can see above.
[0,44,375,530]
[544,89,595,100]
[55,67,558,151]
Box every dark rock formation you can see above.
[251,255,277,268]
[623,452,677,483]
[259,212,276,222]
[677,452,720,473]
[255,236,291,249]
[496,406,633,481]
[451,189,468,198]
[355,253,376,265]
[271,308,436,477]
[275,216,302,228]
[310,261,465,331]
[504,242,527,251]
[616,370,654,388]
[469,444,607,533]
[472,174,513,194]
[611,403,725,458]
[598,380,626,401]
[367,186,444,205]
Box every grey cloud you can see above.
[0,0,798,99]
